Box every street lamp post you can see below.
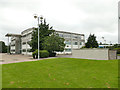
[104,40,106,48]
[102,37,106,48]
[34,14,43,60]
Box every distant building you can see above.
[99,44,114,48]
[5,27,85,55]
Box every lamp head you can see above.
[40,15,43,19]
[34,14,38,19]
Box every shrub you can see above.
[32,49,38,59]
[40,50,49,58]
[49,52,56,57]
[32,49,49,59]
[117,49,120,54]
[114,48,120,54]
[32,51,36,59]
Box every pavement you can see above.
[0,53,119,64]
[0,53,57,64]
[117,56,120,59]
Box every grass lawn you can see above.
[2,58,118,88]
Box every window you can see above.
[11,44,15,46]
[22,42,26,45]
[79,36,81,39]
[75,42,78,45]
[81,36,84,40]
[73,41,78,45]
[63,34,70,38]
[11,50,15,52]
[65,41,71,45]
[27,49,31,52]
[27,41,30,44]
[72,35,78,39]
[80,42,82,45]
[65,48,71,52]
[59,33,64,37]
[22,49,26,52]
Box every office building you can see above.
[5,27,85,55]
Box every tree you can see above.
[42,33,65,55]
[99,42,102,45]
[113,44,120,48]
[0,41,7,53]
[85,34,98,48]
[29,19,54,52]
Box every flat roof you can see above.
[55,30,84,36]
[5,33,21,37]
[21,27,35,34]
[6,27,84,37]
[21,27,84,36]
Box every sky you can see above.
[0,0,119,45]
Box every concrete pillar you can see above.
[26,34,27,55]
[63,33,65,54]
[9,40,11,54]
[7,36,9,54]
[21,38,22,54]
[78,35,80,49]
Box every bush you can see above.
[40,50,49,58]
[117,49,120,54]
[114,48,120,54]
[32,49,38,59]
[32,51,36,59]
[32,50,49,59]
[81,46,86,49]
[49,52,56,57]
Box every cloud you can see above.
[0,0,118,45]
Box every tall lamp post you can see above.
[34,14,43,60]
[102,37,106,48]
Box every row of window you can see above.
[10,49,31,52]
[58,33,84,39]
[22,41,30,45]
[22,49,31,52]
[11,44,15,46]
[65,41,83,45]
[65,48,71,52]
[21,41,83,46]
[11,50,15,52]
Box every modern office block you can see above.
[6,27,85,55]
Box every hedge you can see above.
[32,50,49,59]
[49,52,56,57]
[114,48,120,54]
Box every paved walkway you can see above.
[0,53,57,64]
[0,53,119,64]
[117,56,120,59]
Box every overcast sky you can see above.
[0,0,119,45]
